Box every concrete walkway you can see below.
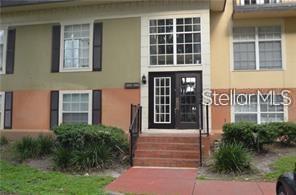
[105,167,276,195]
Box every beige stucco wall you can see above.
[211,0,296,90]
[0,17,141,91]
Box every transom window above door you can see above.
[62,24,91,71]
[149,17,201,66]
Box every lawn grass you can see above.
[0,160,113,194]
[264,155,296,181]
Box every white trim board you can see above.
[0,92,5,129]
[140,10,212,133]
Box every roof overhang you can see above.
[0,0,227,13]
[233,2,296,19]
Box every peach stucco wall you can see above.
[10,89,140,132]
[102,88,140,133]
[13,90,50,130]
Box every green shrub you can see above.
[53,124,128,170]
[36,135,54,156]
[223,122,256,149]
[52,146,73,170]
[222,122,296,152]
[213,142,251,173]
[70,145,112,170]
[272,122,296,145]
[14,135,54,161]
[0,136,8,146]
[14,137,39,160]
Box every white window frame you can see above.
[231,25,284,71]
[58,90,92,125]
[0,92,4,129]
[148,14,202,67]
[231,94,288,124]
[153,77,171,124]
[0,28,7,75]
[59,21,93,72]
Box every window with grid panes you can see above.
[233,94,284,124]
[63,24,90,69]
[61,92,91,124]
[149,17,201,66]
[154,77,171,123]
[233,26,282,70]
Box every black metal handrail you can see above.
[198,103,210,167]
[129,104,142,166]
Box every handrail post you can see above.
[129,104,142,167]
[206,105,209,136]
[198,103,203,167]
[139,105,142,133]
[130,132,133,166]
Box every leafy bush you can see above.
[14,135,54,161]
[14,137,39,160]
[70,145,112,170]
[0,136,8,146]
[52,146,73,170]
[272,122,296,145]
[222,122,296,152]
[36,135,54,156]
[53,124,128,170]
[213,142,251,173]
[223,122,256,149]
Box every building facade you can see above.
[0,0,296,139]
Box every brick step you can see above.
[135,150,199,159]
[134,157,199,168]
[138,135,199,144]
[137,142,199,151]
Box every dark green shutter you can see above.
[51,25,61,73]
[50,91,59,129]
[6,29,16,74]
[92,90,102,124]
[93,23,103,71]
[4,92,13,129]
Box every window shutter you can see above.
[51,25,61,73]
[92,90,102,124]
[4,92,13,129]
[93,23,103,71]
[6,29,16,74]
[50,91,59,129]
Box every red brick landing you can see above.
[106,167,197,195]
[105,167,275,195]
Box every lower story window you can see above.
[233,94,285,124]
[60,91,92,124]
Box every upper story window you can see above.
[62,24,91,71]
[0,30,5,74]
[233,26,282,70]
[241,0,281,5]
[149,17,201,66]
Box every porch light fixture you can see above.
[142,75,147,85]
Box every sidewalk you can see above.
[105,167,275,195]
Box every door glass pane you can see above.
[154,77,171,123]
[179,77,197,123]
